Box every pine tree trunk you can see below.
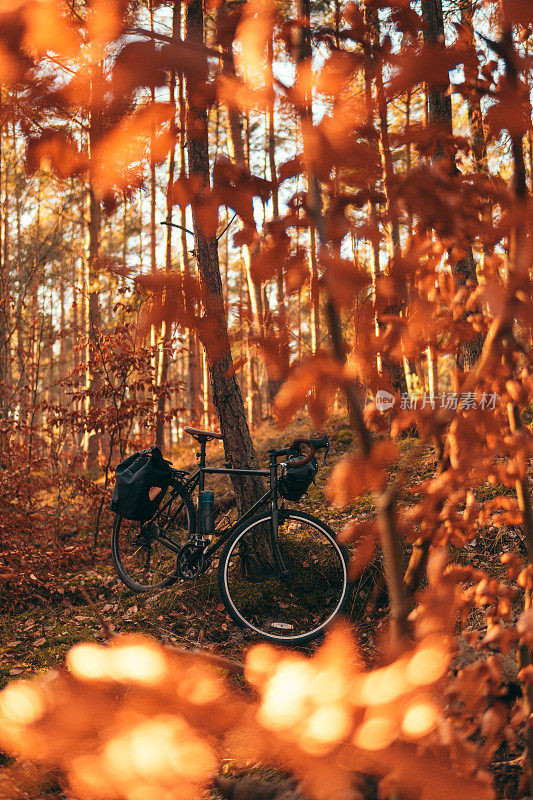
[86,63,103,470]
[86,185,102,468]
[219,4,265,421]
[266,34,285,405]
[420,0,483,370]
[59,244,66,409]
[155,0,180,451]
[309,224,320,353]
[0,102,7,426]
[295,0,321,361]
[363,6,407,394]
[185,0,265,518]
[173,32,202,427]
[461,0,488,175]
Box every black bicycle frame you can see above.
[149,440,288,563]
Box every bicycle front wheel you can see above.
[218,511,349,644]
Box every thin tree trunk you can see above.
[295,0,320,359]
[461,0,489,175]
[266,34,285,405]
[405,89,414,235]
[59,248,66,409]
[85,62,103,470]
[173,18,202,427]
[309,224,320,353]
[363,6,406,393]
[86,186,102,468]
[155,0,180,451]
[426,345,438,399]
[0,98,7,424]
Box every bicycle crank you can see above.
[176,542,208,579]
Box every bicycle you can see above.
[111,427,350,644]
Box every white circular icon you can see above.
[375,390,395,412]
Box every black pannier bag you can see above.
[109,446,173,521]
[277,456,318,502]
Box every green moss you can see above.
[335,428,353,446]
[474,483,515,503]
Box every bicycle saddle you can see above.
[184,426,223,442]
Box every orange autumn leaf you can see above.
[348,532,377,579]
[338,518,376,544]
[273,356,353,426]
[0,41,21,83]
[26,131,88,179]
[502,0,533,26]
[485,80,531,138]
[323,252,371,307]
[23,0,80,57]
[234,0,274,89]
[88,0,125,47]
[327,442,398,506]
[92,104,174,196]
[225,355,248,378]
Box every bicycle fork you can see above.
[269,454,290,579]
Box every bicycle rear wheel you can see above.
[112,488,194,592]
[218,510,349,644]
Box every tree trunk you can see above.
[149,0,159,427]
[155,0,180,451]
[265,33,285,406]
[219,1,266,423]
[86,185,102,468]
[0,101,7,426]
[86,63,103,470]
[420,0,483,370]
[59,241,66,409]
[295,0,321,361]
[461,0,488,175]
[185,0,265,518]
[363,6,407,394]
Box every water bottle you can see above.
[199,490,215,536]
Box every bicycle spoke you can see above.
[221,513,348,642]
[112,491,192,592]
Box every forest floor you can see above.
[1,413,379,684]
[0,414,526,798]
[0,412,522,684]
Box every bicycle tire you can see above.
[112,485,195,592]
[218,510,350,645]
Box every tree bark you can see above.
[420,0,483,370]
[185,0,265,517]
[461,0,489,175]
[266,33,285,405]
[295,0,321,360]
[86,185,102,468]
[363,5,407,394]
[219,11,265,422]
[155,0,180,451]
[219,7,263,334]
[0,99,7,426]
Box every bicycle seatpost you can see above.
[197,439,207,491]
